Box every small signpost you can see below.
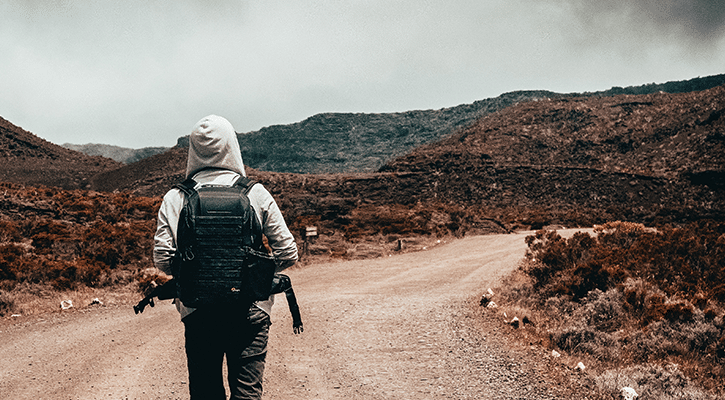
[300,225,318,258]
[305,226,317,240]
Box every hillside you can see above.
[70,79,725,244]
[90,146,188,194]
[59,74,725,176]
[380,84,725,223]
[388,86,725,179]
[0,117,121,190]
[2,75,724,235]
[172,74,725,174]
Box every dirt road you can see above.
[0,231,586,399]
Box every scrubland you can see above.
[493,221,725,399]
[2,180,725,398]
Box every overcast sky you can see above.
[1,0,724,148]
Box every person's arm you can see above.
[249,185,298,272]
[153,189,184,275]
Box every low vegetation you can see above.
[0,181,458,316]
[3,179,725,398]
[492,221,725,399]
[0,182,161,315]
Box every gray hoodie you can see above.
[153,115,298,319]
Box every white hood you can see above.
[185,115,246,179]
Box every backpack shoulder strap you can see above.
[173,178,197,197]
[233,176,258,195]
[174,176,255,196]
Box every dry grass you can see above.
[0,281,142,318]
[595,364,717,400]
[488,222,725,399]
[297,232,450,265]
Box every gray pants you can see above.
[183,304,270,400]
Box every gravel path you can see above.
[0,231,593,399]
[264,231,591,399]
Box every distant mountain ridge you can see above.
[170,73,724,174]
[62,74,725,174]
[61,143,169,164]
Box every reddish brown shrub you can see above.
[79,219,154,268]
[0,219,21,243]
[561,261,621,300]
[29,219,72,251]
[663,302,695,323]
[0,243,25,280]
[39,259,78,290]
[343,204,441,238]
[524,230,596,290]
[0,290,16,316]
[621,279,670,325]
[525,220,725,308]
[0,184,162,294]
[114,192,160,217]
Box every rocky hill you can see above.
[89,82,725,238]
[380,84,725,224]
[63,74,725,176]
[0,117,121,190]
[174,74,725,174]
[228,90,563,174]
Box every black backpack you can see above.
[171,176,277,307]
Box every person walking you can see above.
[153,115,298,399]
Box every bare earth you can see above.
[0,231,591,399]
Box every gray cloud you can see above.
[1,1,723,148]
[635,0,725,41]
[564,0,725,46]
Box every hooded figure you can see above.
[153,115,298,400]
[185,115,246,179]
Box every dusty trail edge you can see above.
[0,230,593,400]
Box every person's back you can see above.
[153,115,298,399]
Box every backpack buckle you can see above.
[182,248,195,261]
